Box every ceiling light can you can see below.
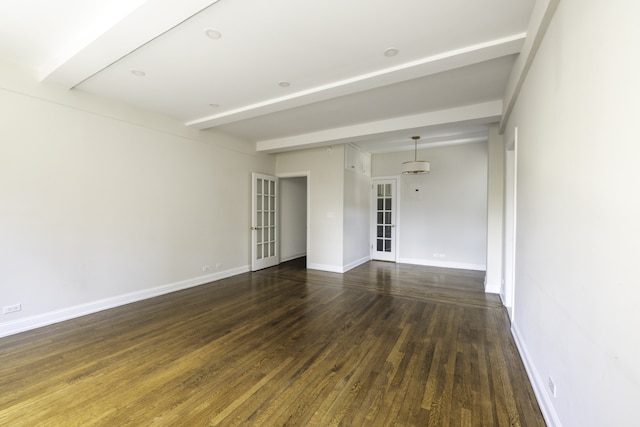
[384,48,399,57]
[204,29,222,40]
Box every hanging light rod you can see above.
[402,136,430,174]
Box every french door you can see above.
[251,173,279,271]
[372,178,397,262]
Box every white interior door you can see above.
[252,173,279,271]
[372,178,397,262]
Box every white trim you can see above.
[281,253,306,263]
[484,280,501,294]
[499,293,514,320]
[511,322,563,427]
[0,265,249,338]
[397,257,486,272]
[343,256,371,273]
[307,263,345,273]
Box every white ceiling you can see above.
[0,0,535,153]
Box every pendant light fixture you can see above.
[402,136,430,174]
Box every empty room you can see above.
[1,1,638,426]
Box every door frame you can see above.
[371,176,399,262]
[277,171,311,266]
[502,127,518,321]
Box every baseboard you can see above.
[499,292,514,320]
[511,322,563,427]
[281,253,307,262]
[343,255,370,272]
[0,265,249,338]
[397,257,486,272]
[484,280,501,294]
[306,263,345,273]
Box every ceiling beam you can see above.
[187,35,524,130]
[40,0,221,88]
[256,100,503,153]
[500,0,561,133]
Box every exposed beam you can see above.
[500,0,561,133]
[40,0,221,88]
[256,101,503,153]
[187,35,524,130]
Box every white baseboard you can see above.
[0,265,249,338]
[484,280,501,294]
[306,263,345,273]
[280,253,307,262]
[343,256,370,272]
[397,257,486,272]
[307,256,371,274]
[511,322,563,427]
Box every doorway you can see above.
[279,174,309,265]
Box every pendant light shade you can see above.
[402,136,430,174]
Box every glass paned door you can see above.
[252,173,279,271]
[372,178,397,262]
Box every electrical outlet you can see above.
[3,304,21,314]
[202,266,210,272]
[548,376,557,397]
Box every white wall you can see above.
[505,1,640,426]
[0,62,275,337]
[372,142,488,270]
[279,177,307,262]
[276,146,344,272]
[343,166,371,270]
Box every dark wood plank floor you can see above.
[0,259,545,426]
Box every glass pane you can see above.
[377,198,383,210]
[270,242,275,257]
[257,229,262,243]
[257,214,262,227]
[257,179,263,195]
[385,212,392,224]
[257,194,262,210]
[269,227,275,241]
[385,184,391,196]
[263,228,268,243]
[270,212,275,226]
[270,180,275,196]
[377,212,383,225]
[377,226,383,238]
[377,239,383,251]
[257,244,262,259]
[385,226,391,238]
[385,198,391,210]
[377,184,384,197]
[385,240,391,252]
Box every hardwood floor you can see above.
[0,259,545,426]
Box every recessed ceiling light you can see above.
[384,48,399,57]
[209,103,220,108]
[130,69,146,77]
[204,28,222,40]
[278,81,291,88]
